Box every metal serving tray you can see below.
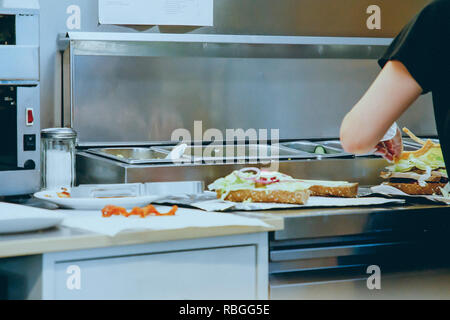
[321,139,422,153]
[155,144,312,162]
[401,143,423,152]
[319,140,345,150]
[85,147,190,164]
[319,140,372,158]
[403,137,439,148]
[70,181,204,197]
[281,141,351,158]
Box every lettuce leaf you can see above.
[388,147,445,172]
[208,171,256,191]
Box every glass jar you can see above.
[41,128,77,190]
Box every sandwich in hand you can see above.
[208,168,359,204]
[380,128,448,195]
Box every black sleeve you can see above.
[378,0,449,94]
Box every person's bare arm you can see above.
[340,60,423,155]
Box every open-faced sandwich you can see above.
[208,168,359,204]
[380,128,448,195]
[295,179,359,198]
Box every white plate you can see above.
[34,190,163,210]
[0,217,63,234]
[0,202,63,234]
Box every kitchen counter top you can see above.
[0,208,283,259]
[0,201,448,259]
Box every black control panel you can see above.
[0,86,17,169]
[0,15,15,45]
[23,134,36,151]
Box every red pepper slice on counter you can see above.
[141,205,178,217]
[101,204,178,218]
[101,205,128,217]
[142,205,160,217]
[129,207,145,217]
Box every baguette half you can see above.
[216,189,310,205]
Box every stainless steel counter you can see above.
[236,203,450,300]
[237,203,450,240]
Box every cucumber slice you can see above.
[314,146,326,154]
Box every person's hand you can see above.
[374,127,403,162]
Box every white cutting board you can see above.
[0,202,63,234]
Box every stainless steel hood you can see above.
[60,32,392,59]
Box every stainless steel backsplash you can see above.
[72,55,436,144]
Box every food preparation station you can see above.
[60,32,423,188]
[1,0,449,300]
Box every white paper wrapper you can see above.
[370,184,450,205]
[381,122,399,142]
[57,205,271,237]
[154,192,405,212]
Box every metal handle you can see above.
[270,242,408,262]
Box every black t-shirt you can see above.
[378,0,450,169]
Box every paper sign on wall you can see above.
[98,0,214,26]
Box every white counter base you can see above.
[1,232,268,300]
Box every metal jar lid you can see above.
[41,127,77,140]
